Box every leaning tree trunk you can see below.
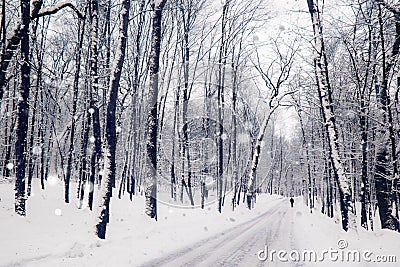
[246,107,277,209]
[145,0,167,220]
[96,0,131,239]
[306,0,355,231]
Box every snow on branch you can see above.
[33,1,84,19]
[154,0,167,9]
[376,0,400,16]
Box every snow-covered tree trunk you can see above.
[96,0,131,239]
[88,0,103,203]
[0,0,5,54]
[15,0,31,216]
[246,109,275,209]
[145,0,167,220]
[306,0,355,231]
[246,36,296,209]
[0,0,83,101]
[373,3,400,231]
[231,62,238,210]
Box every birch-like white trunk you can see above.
[246,108,275,209]
[306,0,355,231]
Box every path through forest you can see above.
[1,182,399,267]
[141,198,297,266]
[141,197,400,267]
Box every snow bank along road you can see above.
[141,198,298,267]
[2,183,399,267]
[141,197,400,267]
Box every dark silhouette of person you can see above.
[290,197,294,208]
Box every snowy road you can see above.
[3,184,399,267]
[141,198,298,267]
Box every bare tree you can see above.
[247,41,296,209]
[145,0,168,220]
[306,0,355,231]
[96,0,131,239]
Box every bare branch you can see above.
[33,1,84,20]
[376,0,400,15]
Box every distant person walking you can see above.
[290,197,294,208]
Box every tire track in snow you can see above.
[141,198,288,267]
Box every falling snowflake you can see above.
[6,163,14,170]
[88,108,95,114]
[116,126,122,133]
[32,145,42,156]
[89,136,96,143]
[54,208,62,216]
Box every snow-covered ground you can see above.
[1,179,400,266]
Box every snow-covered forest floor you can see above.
[1,179,399,266]
[3,0,400,265]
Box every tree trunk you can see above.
[373,4,400,231]
[89,0,103,198]
[0,0,83,101]
[96,0,131,239]
[306,0,355,231]
[231,62,238,210]
[360,104,370,229]
[246,108,276,209]
[15,0,31,216]
[65,5,87,203]
[217,0,229,213]
[145,0,167,220]
[180,12,194,205]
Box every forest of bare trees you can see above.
[1,0,400,240]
